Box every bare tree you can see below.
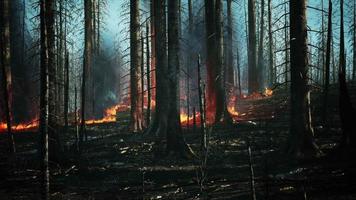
[257,0,265,89]
[248,0,258,93]
[0,0,16,153]
[226,0,234,93]
[129,0,143,132]
[39,0,53,198]
[288,0,318,157]
[80,0,93,149]
[268,0,274,86]
[322,0,332,123]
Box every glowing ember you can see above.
[227,106,239,117]
[180,112,201,126]
[264,88,273,96]
[0,120,39,133]
[85,104,129,125]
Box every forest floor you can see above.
[1,83,356,200]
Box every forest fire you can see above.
[265,88,273,96]
[0,120,39,133]
[85,104,130,125]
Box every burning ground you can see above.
[1,86,356,200]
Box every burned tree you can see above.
[257,0,265,89]
[80,0,93,148]
[38,0,55,198]
[268,0,274,86]
[248,0,258,93]
[129,0,143,132]
[339,0,356,147]
[204,0,231,123]
[0,0,16,153]
[288,0,318,157]
[147,0,192,157]
[226,0,234,94]
[322,0,332,123]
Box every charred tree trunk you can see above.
[39,0,51,198]
[284,3,289,87]
[204,0,217,122]
[322,0,332,124]
[258,0,265,89]
[236,46,242,96]
[80,0,93,149]
[226,0,234,93]
[47,0,60,162]
[268,0,274,86]
[97,0,100,54]
[248,0,258,93]
[64,52,69,131]
[215,0,231,124]
[129,0,143,132]
[1,0,15,153]
[148,0,169,144]
[288,0,318,157]
[141,33,145,125]
[167,0,189,154]
[146,22,151,126]
[339,0,356,147]
[353,0,356,81]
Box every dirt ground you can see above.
[1,84,356,200]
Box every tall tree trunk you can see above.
[268,0,274,86]
[257,0,265,89]
[148,0,169,142]
[288,0,318,157]
[97,0,100,54]
[167,0,186,153]
[284,3,289,87]
[129,0,143,132]
[80,0,93,149]
[226,0,234,92]
[214,0,231,123]
[338,0,356,147]
[146,22,151,126]
[39,0,51,198]
[236,46,242,96]
[322,0,332,123]
[64,0,69,131]
[353,0,356,81]
[204,0,217,121]
[47,0,60,162]
[248,0,258,93]
[1,0,15,153]
[64,52,69,130]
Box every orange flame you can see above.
[0,120,39,133]
[264,88,273,96]
[85,104,129,125]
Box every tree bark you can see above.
[257,0,265,89]
[214,0,231,124]
[167,0,186,153]
[204,0,217,121]
[338,0,356,147]
[1,0,16,153]
[322,0,332,123]
[268,0,274,86]
[288,0,318,157]
[47,0,60,162]
[129,0,143,132]
[353,0,356,81]
[80,0,93,149]
[226,0,234,92]
[248,0,258,93]
[39,0,51,198]
[146,22,151,126]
